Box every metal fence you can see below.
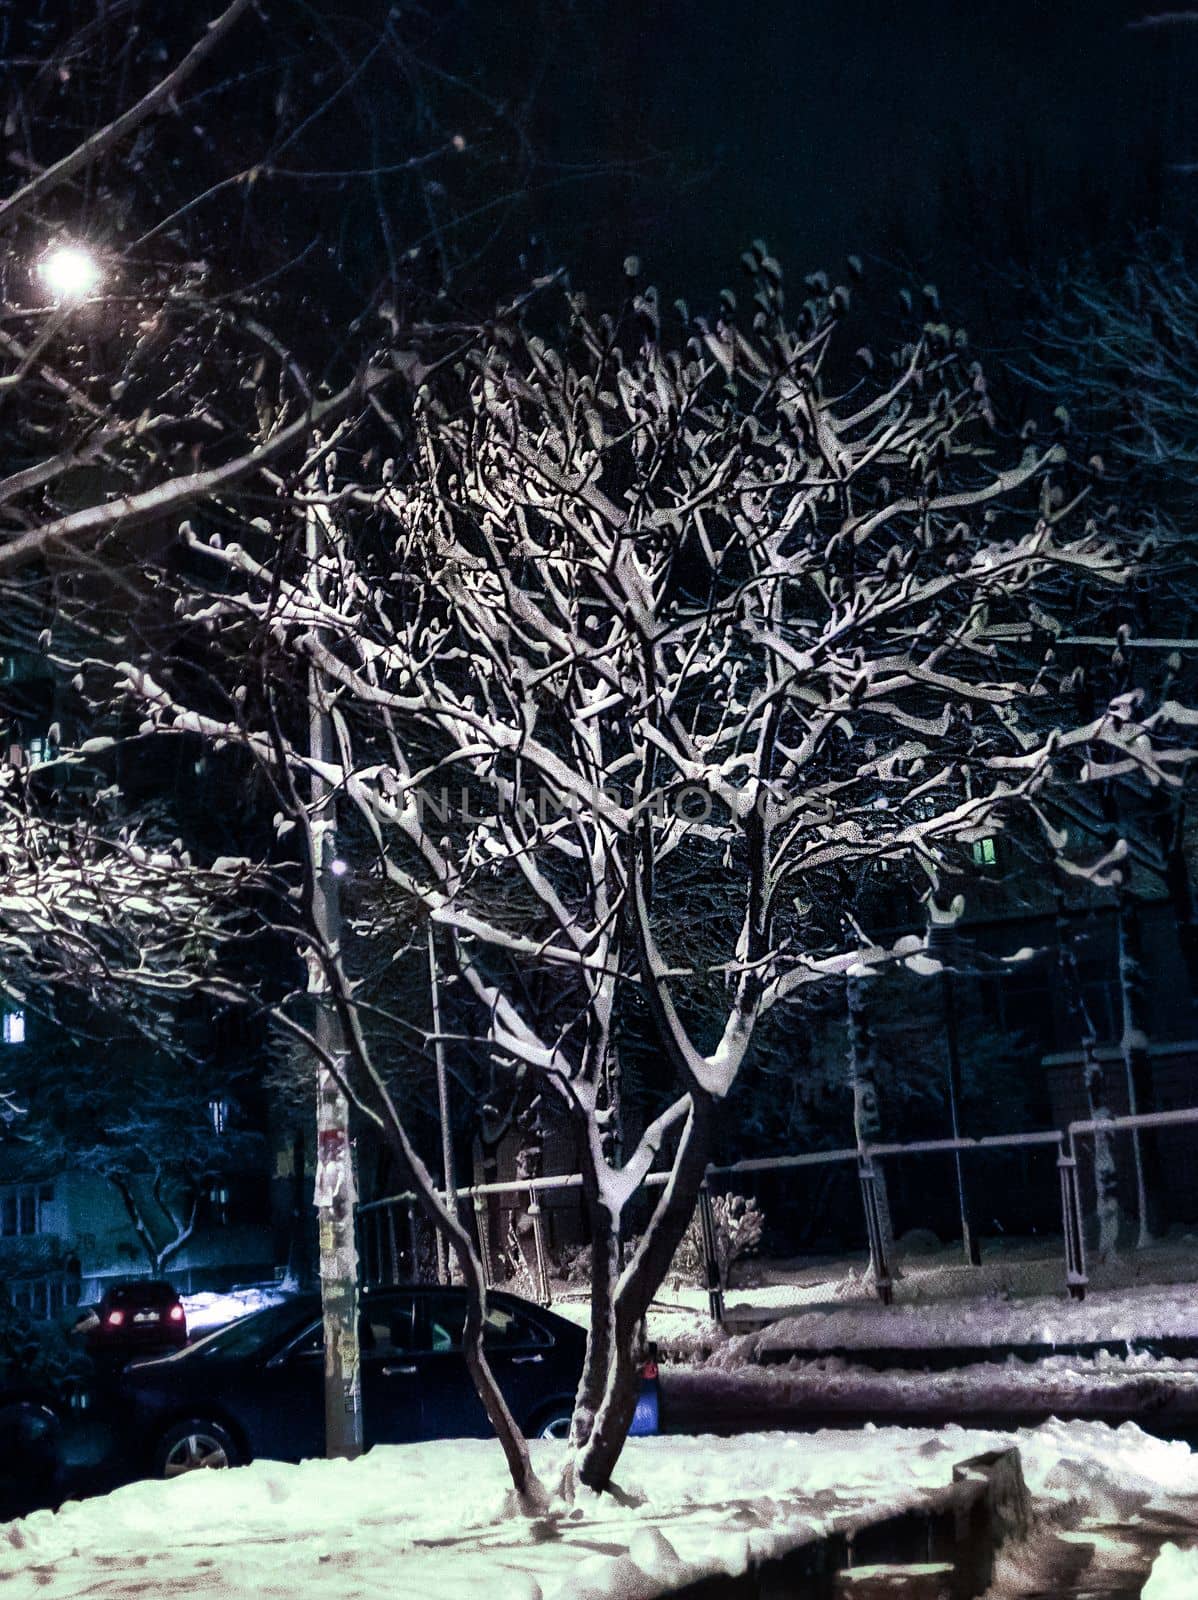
[355,1106,1198,1329]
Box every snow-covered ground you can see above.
[4,1421,1197,1599]
[550,1235,1198,1355]
[734,1280,1198,1358]
[1145,1542,1198,1599]
[181,1283,291,1333]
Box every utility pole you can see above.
[306,488,363,1460]
[428,923,458,1283]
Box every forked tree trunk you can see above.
[110,1173,198,1276]
[574,1093,713,1490]
[563,1184,618,1481]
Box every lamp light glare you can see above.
[38,244,102,303]
[330,858,349,877]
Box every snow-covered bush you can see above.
[664,1193,765,1291]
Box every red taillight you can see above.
[106,1309,125,1327]
[168,1304,185,1324]
[641,1359,658,1382]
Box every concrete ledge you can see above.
[661,1446,1030,1600]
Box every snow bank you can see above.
[4,1422,1197,1600]
[667,1349,1198,1422]
[1144,1542,1198,1600]
[181,1283,291,1333]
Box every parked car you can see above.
[0,1396,62,1514]
[114,1286,659,1477]
[73,1280,188,1357]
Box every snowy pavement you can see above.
[5,1421,1198,1599]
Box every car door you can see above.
[361,1293,424,1446]
[256,1318,327,1461]
[415,1291,555,1440]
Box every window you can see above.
[2,1010,25,1045]
[364,1298,418,1356]
[0,1182,50,1236]
[971,837,998,868]
[10,1277,65,1319]
[209,1098,228,1134]
[423,1294,549,1352]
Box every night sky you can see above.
[516,1,1198,303]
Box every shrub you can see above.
[668,1192,765,1291]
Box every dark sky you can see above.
[518,0,1198,300]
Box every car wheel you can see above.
[534,1408,573,1441]
[156,1418,241,1479]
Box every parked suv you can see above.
[77,1281,188,1354]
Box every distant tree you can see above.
[3,997,262,1278]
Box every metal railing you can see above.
[355,1106,1198,1326]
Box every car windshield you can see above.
[188,1301,316,1361]
[106,1282,178,1306]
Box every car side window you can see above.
[423,1295,549,1352]
[364,1299,417,1357]
[282,1321,322,1360]
[284,1314,384,1360]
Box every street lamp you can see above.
[37,243,102,304]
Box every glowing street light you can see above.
[37,243,103,304]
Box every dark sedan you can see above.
[116,1286,659,1477]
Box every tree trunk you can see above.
[845,972,896,1287]
[110,1174,165,1274]
[1056,886,1123,1260]
[308,909,548,1510]
[508,1114,545,1296]
[575,1093,712,1491]
[1117,888,1160,1246]
[941,970,981,1266]
[1155,794,1198,1008]
[375,1111,548,1512]
[1083,1034,1122,1260]
[563,1177,618,1483]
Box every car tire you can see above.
[532,1406,573,1441]
[155,1418,242,1479]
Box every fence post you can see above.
[697,1180,725,1326]
[386,1206,400,1285]
[1058,1139,1088,1301]
[405,1198,421,1282]
[859,1156,894,1306]
[528,1192,551,1306]
[474,1192,494,1290]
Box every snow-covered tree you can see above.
[93,253,1196,1495]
